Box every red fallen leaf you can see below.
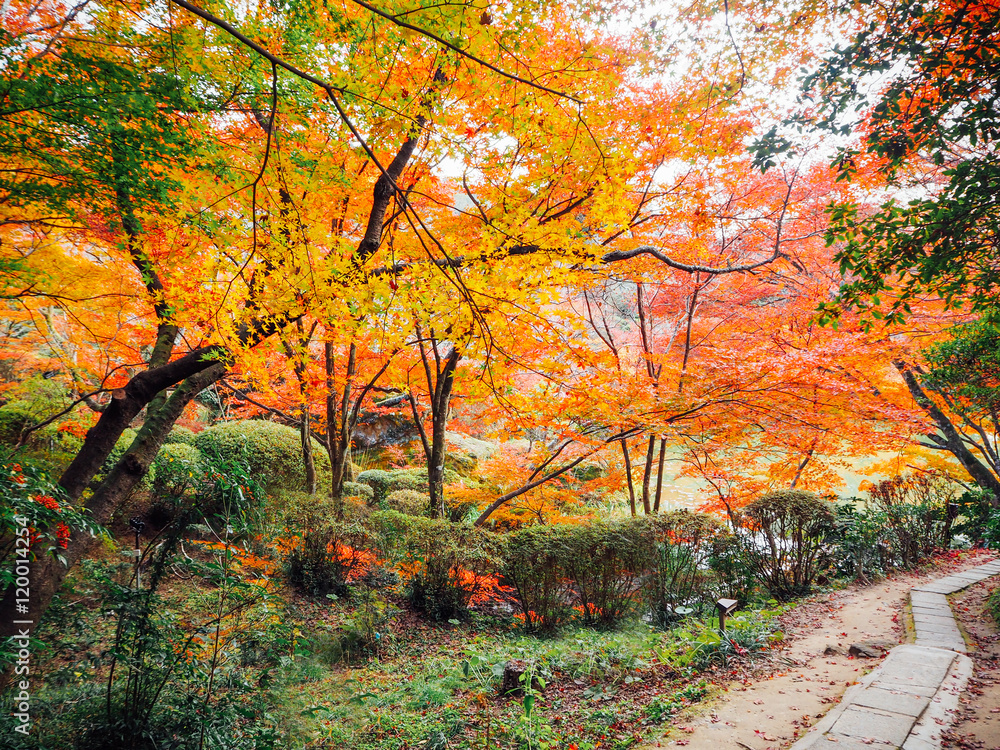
[676,742,690,746]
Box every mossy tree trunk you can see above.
[408,327,460,520]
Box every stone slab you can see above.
[910,593,950,607]
[910,610,955,623]
[912,583,962,594]
[913,638,966,653]
[829,706,915,746]
[850,687,930,717]
[808,734,896,749]
[872,679,940,698]
[904,653,973,749]
[874,647,956,688]
[912,621,962,637]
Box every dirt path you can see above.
[943,579,1000,749]
[644,550,998,750]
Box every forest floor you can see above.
[643,549,1000,750]
[943,578,1000,749]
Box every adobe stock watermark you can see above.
[9,513,33,737]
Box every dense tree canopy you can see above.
[2,0,992,652]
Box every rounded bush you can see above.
[386,489,427,516]
[740,490,835,600]
[342,481,375,503]
[357,469,392,506]
[386,468,427,492]
[151,443,203,497]
[163,426,196,445]
[0,404,33,445]
[193,419,330,491]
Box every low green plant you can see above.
[645,511,725,625]
[194,419,330,492]
[285,521,373,598]
[667,613,774,669]
[502,524,575,631]
[737,490,836,600]
[386,488,427,516]
[324,590,397,663]
[988,586,1000,625]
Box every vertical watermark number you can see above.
[10,513,32,736]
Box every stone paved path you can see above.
[790,559,1000,750]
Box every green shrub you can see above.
[502,524,575,631]
[570,463,605,482]
[269,489,339,529]
[865,475,952,567]
[387,489,428,516]
[150,442,202,497]
[313,591,396,663]
[193,419,329,491]
[357,469,392,506]
[738,490,835,600]
[706,528,761,605]
[286,521,373,598]
[342,481,375,503]
[644,510,726,625]
[163,425,196,445]
[832,501,889,583]
[561,519,651,626]
[369,510,502,621]
[951,488,1000,547]
[988,586,1000,625]
[0,403,33,444]
[386,467,429,492]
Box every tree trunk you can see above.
[300,411,316,495]
[640,434,655,515]
[621,438,636,517]
[0,363,226,689]
[896,363,1000,503]
[652,437,667,513]
[427,348,459,519]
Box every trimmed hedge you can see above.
[357,469,392,507]
[369,510,502,621]
[386,489,427,517]
[163,426,196,445]
[193,419,330,491]
[150,442,203,497]
[501,524,576,631]
[739,490,835,600]
[644,511,727,624]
